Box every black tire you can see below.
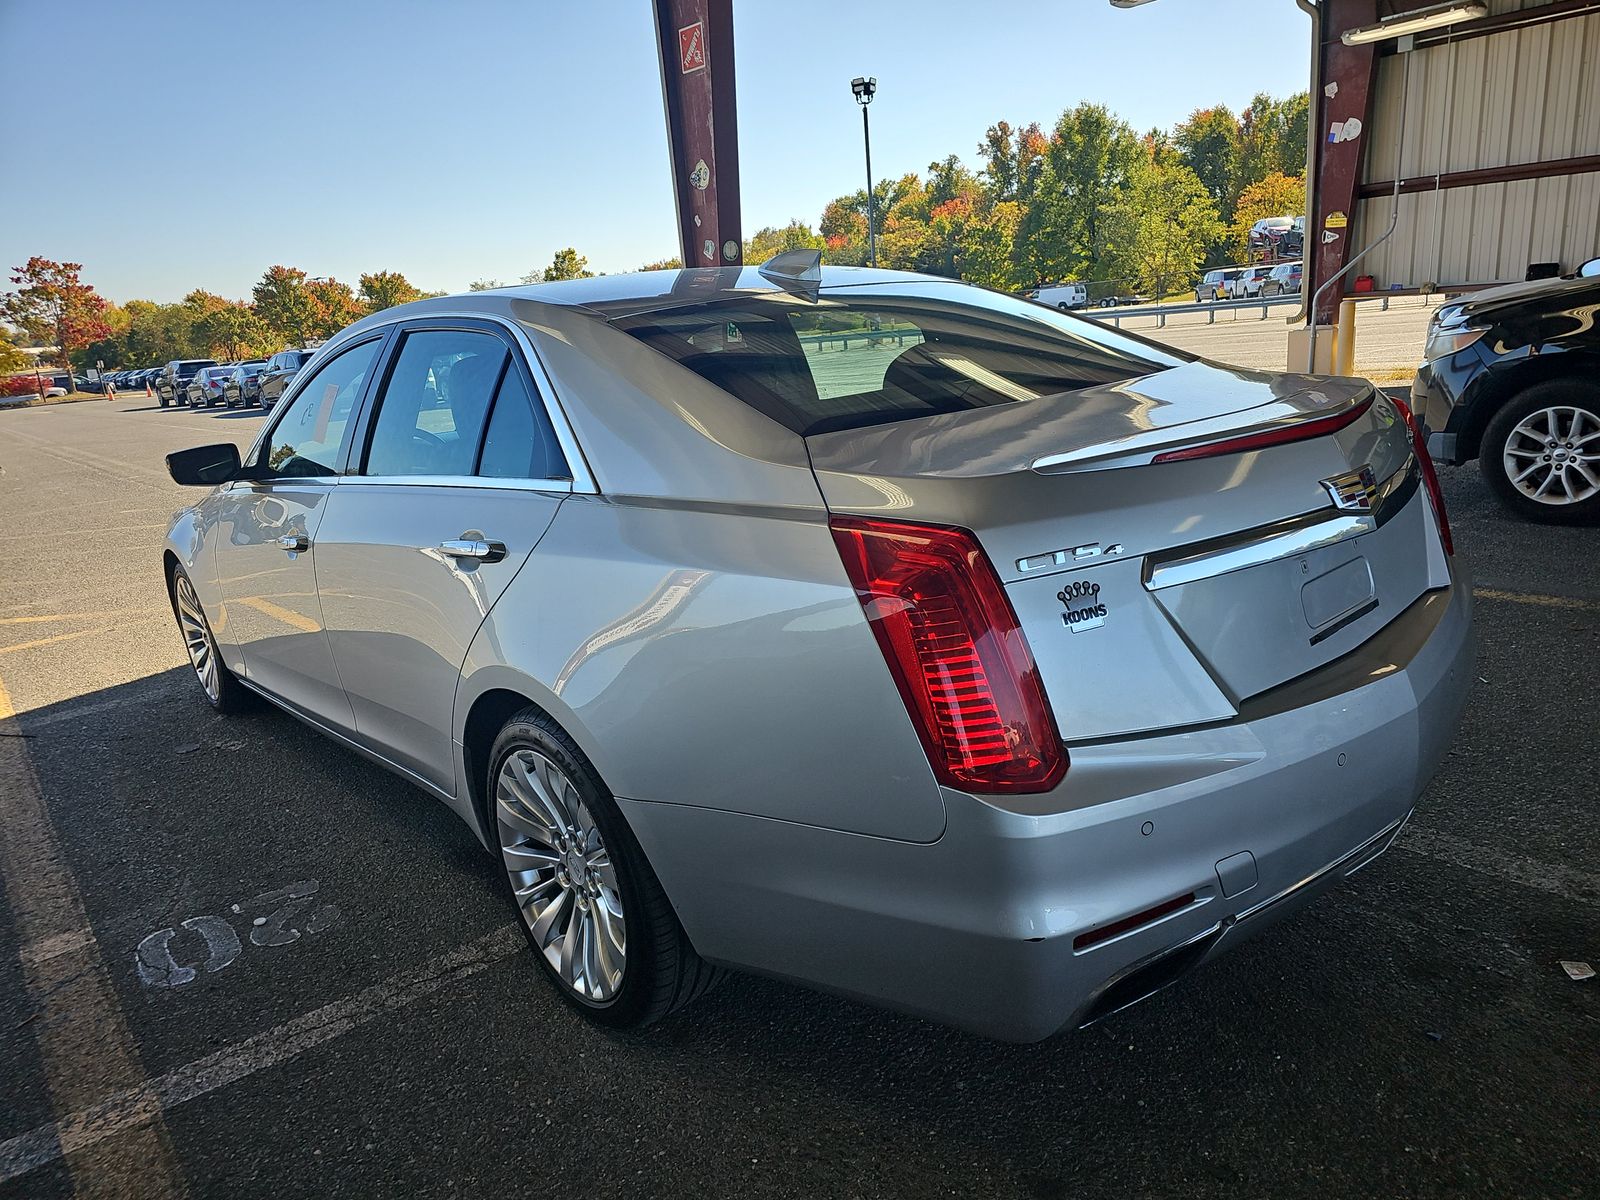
[488,707,721,1030]
[158,395,168,408]
[167,563,253,714]
[1480,379,1600,524]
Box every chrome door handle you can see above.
[276,533,309,553]
[438,538,506,564]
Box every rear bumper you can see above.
[621,566,1473,1042]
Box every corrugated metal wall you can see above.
[1350,5,1600,287]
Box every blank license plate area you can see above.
[1301,555,1375,630]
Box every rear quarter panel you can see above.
[456,495,947,843]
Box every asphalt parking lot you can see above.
[0,393,1596,1199]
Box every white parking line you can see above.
[0,924,523,1187]
[1398,826,1600,907]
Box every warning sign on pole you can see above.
[678,22,705,73]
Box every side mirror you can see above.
[167,443,243,486]
[1579,257,1600,278]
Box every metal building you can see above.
[1313,0,1600,314]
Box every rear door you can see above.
[313,319,572,792]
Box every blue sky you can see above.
[1,1,1311,304]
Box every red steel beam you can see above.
[1308,0,1380,326]
[1359,153,1600,198]
[652,0,743,269]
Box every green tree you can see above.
[534,249,593,282]
[956,200,1023,290]
[467,278,506,291]
[1102,155,1223,299]
[1046,103,1140,277]
[358,270,426,314]
[744,220,824,264]
[1,257,113,372]
[252,266,315,345]
[977,121,1019,201]
[635,256,683,272]
[1229,171,1306,259]
[1174,106,1243,218]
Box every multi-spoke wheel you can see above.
[487,708,721,1028]
[168,565,250,713]
[1482,382,1600,524]
[497,748,627,1003]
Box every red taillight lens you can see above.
[1390,396,1453,556]
[829,515,1066,795]
[1152,395,1374,464]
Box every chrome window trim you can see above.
[248,308,597,493]
[359,309,597,494]
[330,474,574,495]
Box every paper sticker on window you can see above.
[313,382,338,443]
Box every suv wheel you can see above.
[490,708,720,1029]
[1481,380,1600,523]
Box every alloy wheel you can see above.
[1502,405,1600,506]
[496,748,626,1003]
[174,573,220,702]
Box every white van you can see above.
[1026,282,1088,311]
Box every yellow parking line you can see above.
[234,596,321,633]
[1472,587,1598,611]
[0,628,112,655]
[0,609,160,626]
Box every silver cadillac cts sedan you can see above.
[163,258,1472,1041]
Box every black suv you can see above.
[155,359,217,409]
[258,349,314,411]
[1413,258,1600,523]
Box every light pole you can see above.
[851,76,878,267]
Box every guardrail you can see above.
[1079,290,1413,328]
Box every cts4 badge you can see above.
[1058,580,1107,632]
[1321,464,1378,512]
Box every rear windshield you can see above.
[614,283,1183,436]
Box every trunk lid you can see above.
[808,361,1445,741]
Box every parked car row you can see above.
[150,350,314,410]
[1195,261,1302,302]
[1248,214,1304,259]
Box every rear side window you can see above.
[615,284,1181,436]
[477,367,567,480]
[363,330,507,477]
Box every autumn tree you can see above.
[468,279,506,291]
[183,290,269,360]
[358,270,426,314]
[1229,172,1306,259]
[305,277,362,339]
[635,257,683,272]
[252,266,316,345]
[1,258,112,373]
[534,249,593,283]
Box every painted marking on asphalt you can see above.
[0,626,113,655]
[0,670,186,1195]
[1399,826,1600,907]
[1472,587,1598,611]
[0,608,162,626]
[19,925,96,967]
[0,924,523,1186]
[234,595,322,633]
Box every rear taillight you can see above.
[829,515,1066,795]
[1152,396,1374,464]
[1390,396,1453,556]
